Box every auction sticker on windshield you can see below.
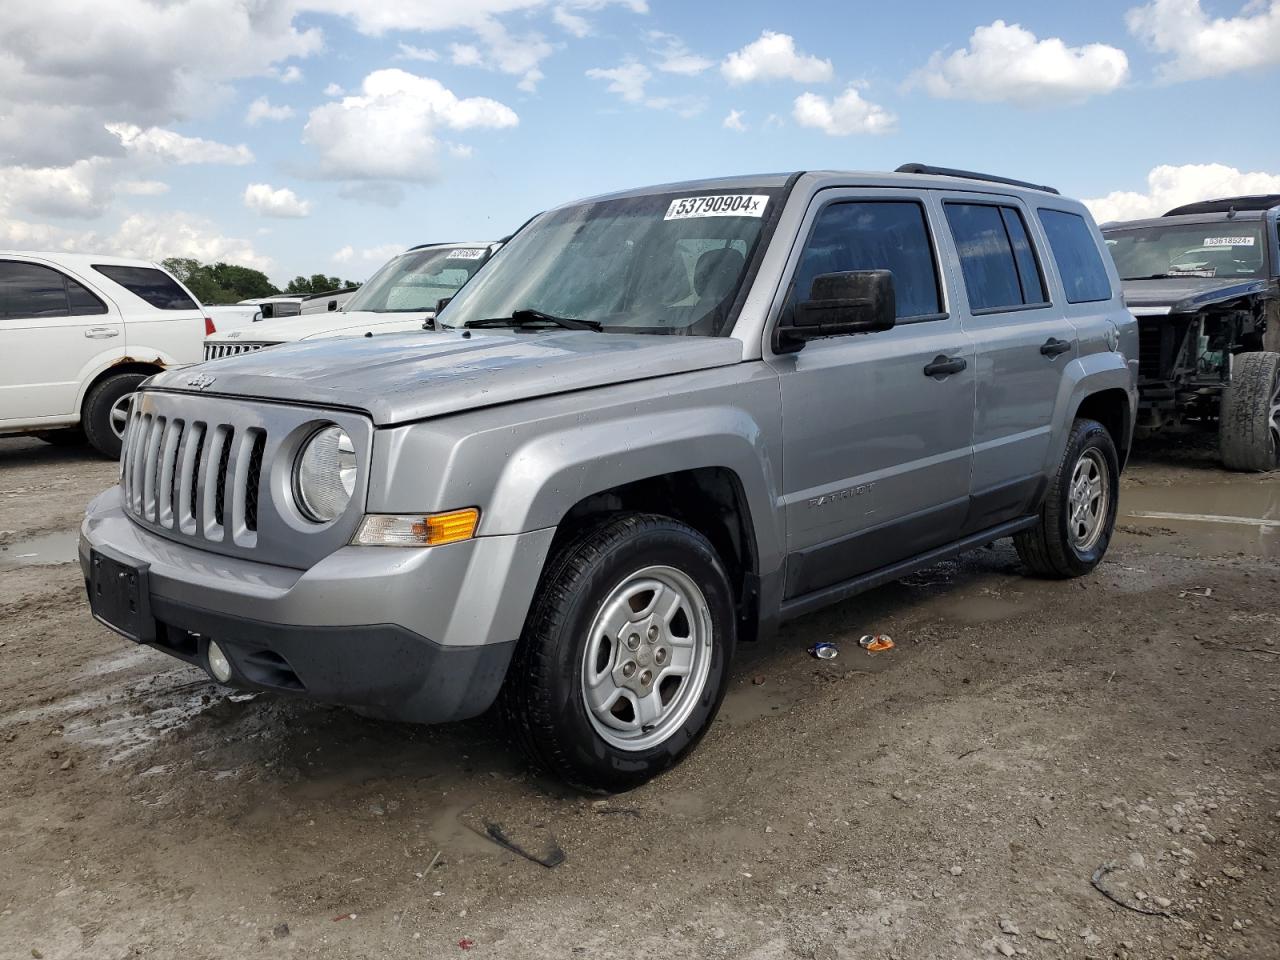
[665,195,769,220]
[1203,237,1255,247]
[447,248,488,260]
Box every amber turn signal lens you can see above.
[351,509,480,547]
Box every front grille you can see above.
[204,341,274,361]
[121,411,264,547]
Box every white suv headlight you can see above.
[294,425,357,522]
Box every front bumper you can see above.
[80,487,555,723]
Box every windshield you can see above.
[1104,222,1267,280]
[441,188,781,336]
[342,246,490,313]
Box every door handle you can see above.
[84,327,120,339]
[1040,337,1073,358]
[923,355,967,378]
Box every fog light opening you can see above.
[206,640,233,684]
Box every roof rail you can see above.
[895,163,1060,196]
[1162,195,1280,217]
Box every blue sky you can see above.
[1,0,1278,285]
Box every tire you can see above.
[35,428,86,447]
[1015,418,1120,579]
[82,372,147,460]
[500,513,736,793]
[1219,351,1280,472]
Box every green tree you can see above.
[161,257,279,304]
[284,273,350,294]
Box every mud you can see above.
[1,435,1277,960]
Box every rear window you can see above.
[1039,210,1113,303]
[945,202,1049,313]
[93,265,198,310]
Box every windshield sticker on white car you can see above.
[664,195,769,220]
[447,248,488,260]
[1203,237,1255,247]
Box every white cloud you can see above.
[723,109,747,131]
[107,123,254,165]
[649,31,713,75]
[0,0,321,166]
[911,20,1129,106]
[552,6,591,36]
[333,242,405,263]
[0,211,271,271]
[302,0,644,34]
[1083,163,1280,223]
[587,62,652,103]
[119,179,169,196]
[243,183,313,218]
[721,31,833,85]
[245,96,295,126]
[0,158,115,219]
[276,64,304,84]
[1126,0,1280,81]
[447,21,554,91]
[396,43,440,62]
[324,82,345,96]
[302,69,518,182]
[793,87,897,136]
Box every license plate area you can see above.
[89,547,154,643]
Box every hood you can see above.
[206,310,433,344]
[151,328,743,426]
[1121,276,1269,312]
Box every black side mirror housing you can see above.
[776,270,896,352]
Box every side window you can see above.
[0,261,70,319]
[945,202,1049,313]
[790,200,942,320]
[67,276,109,316]
[1038,209,1113,304]
[92,265,198,310]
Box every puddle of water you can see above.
[1122,477,1280,558]
[0,530,79,570]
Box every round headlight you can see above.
[294,425,357,523]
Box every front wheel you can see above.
[1219,351,1280,472]
[1015,418,1120,578]
[500,513,735,793]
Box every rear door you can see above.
[936,193,1075,530]
[90,263,206,366]
[768,189,976,600]
[0,258,122,426]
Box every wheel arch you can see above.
[74,357,167,417]
[1073,387,1133,469]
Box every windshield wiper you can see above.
[1122,274,1180,280]
[463,308,602,332]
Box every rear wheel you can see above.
[1015,418,1120,579]
[500,513,735,793]
[83,372,147,459]
[1219,351,1280,472]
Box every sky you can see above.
[1,0,1279,286]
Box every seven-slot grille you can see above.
[120,409,266,546]
[204,341,274,361]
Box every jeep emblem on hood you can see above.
[186,373,216,390]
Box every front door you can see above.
[768,191,976,600]
[0,259,122,426]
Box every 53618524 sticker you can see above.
[664,195,769,221]
[446,248,488,260]
[1202,236,1255,247]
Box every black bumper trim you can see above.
[145,595,515,724]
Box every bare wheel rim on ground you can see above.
[580,564,713,752]
[1069,447,1109,551]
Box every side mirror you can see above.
[776,270,896,351]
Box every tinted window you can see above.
[945,202,1048,312]
[93,265,197,310]
[0,261,69,319]
[67,276,108,316]
[1041,210,1113,303]
[790,201,942,320]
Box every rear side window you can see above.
[790,200,943,320]
[945,202,1049,313]
[1038,209,1113,303]
[0,261,108,319]
[93,264,198,310]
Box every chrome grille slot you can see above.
[177,423,206,535]
[201,425,234,541]
[157,420,184,528]
[130,414,153,515]
[142,416,165,522]
[204,341,273,361]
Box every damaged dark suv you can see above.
[1103,195,1280,470]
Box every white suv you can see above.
[0,252,207,458]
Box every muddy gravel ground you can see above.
[1,434,1277,960]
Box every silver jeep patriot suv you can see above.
[82,164,1137,791]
